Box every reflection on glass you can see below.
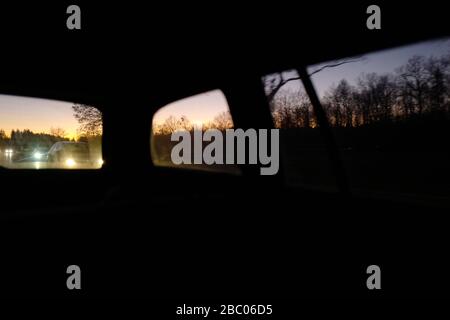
[151,89,239,174]
[0,95,103,169]
[307,38,450,198]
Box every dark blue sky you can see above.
[309,37,450,97]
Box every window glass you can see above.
[308,38,450,200]
[0,94,103,169]
[262,71,338,191]
[151,89,240,174]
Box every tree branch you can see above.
[266,57,364,103]
[308,57,365,77]
[267,75,301,103]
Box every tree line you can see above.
[0,128,73,151]
[152,111,233,134]
[270,53,450,128]
[0,104,102,153]
[151,111,234,166]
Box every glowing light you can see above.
[33,151,43,160]
[65,158,76,167]
[97,159,104,166]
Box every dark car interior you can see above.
[0,2,449,302]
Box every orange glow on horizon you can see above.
[0,94,90,141]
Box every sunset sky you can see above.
[1,38,449,136]
[0,90,232,138]
[152,89,231,127]
[0,95,80,139]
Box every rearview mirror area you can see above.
[0,94,103,169]
[151,89,241,175]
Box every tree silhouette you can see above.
[270,51,450,129]
[72,104,102,136]
[50,127,67,138]
[396,56,429,115]
[210,111,233,130]
[271,89,313,128]
[263,57,365,104]
[155,115,193,134]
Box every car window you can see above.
[262,70,338,191]
[151,89,240,174]
[0,94,103,169]
[307,37,450,201]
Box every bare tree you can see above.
[212,111,233,130]
[178,115,193,131]
[72,104,103,136]
[262,57,365,104]
[323,81,355,127]
[354,73,397,124]
[156,115,193,134]
[425,56,447,112]
[267,51,450,129]
[50,127,67,138]
[396,56,429,115]
[271,89,313,128]
[158,116,178,134]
